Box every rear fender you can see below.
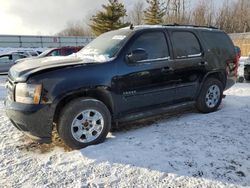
[196,70,227,99]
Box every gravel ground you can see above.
[0,75,250,188]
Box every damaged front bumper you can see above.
[4,99,54,143]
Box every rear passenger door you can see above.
[169,30,207,102]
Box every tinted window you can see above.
[65,49,75,56]
[129,32,169,60]
[172,31,201,58]
[202,31,235,58]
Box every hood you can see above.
[9,56,86,82]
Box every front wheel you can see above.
[196,78,223,113]
[58,98,111,149]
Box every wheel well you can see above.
[206,72,227,88]
[196,71,226,99]
[53,89,114,125]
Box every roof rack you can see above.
[163,23,218,29]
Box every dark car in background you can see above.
[5,25,237,149]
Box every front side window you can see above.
[129,31,169,60]
[172,31,201,59]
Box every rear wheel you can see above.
[58,98,111,149]
[244,75,250,81]
[196,78,223,113]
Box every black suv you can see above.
[5,25,237,149]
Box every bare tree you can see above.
[192,0,214,26]
[192,0,206,26]
[57,21,91,36]
[163,0,191,24]
[234,0,250,32]
[58,0,250,35]
[129,1,145,25]
[215,0,250,33]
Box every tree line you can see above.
[58,0,250,36]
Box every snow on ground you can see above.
[0,75,250,188]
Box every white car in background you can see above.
[0,51,38,74]
[16,50,39,57]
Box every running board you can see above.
[117,101,195,123]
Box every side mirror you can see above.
[126,48,148,63]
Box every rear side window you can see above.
[172,31,201,59]
[202,31,235,58]
[129,31,169,60]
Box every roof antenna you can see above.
[130,24,134,30]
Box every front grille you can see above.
[6,77,15,101]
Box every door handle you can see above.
[198,61,208,66]
[161,66,173,72]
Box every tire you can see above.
[58,98,111,149]
[244,75,250,81]
[238,76,244,83]
[196,78,223,113]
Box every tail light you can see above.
[235,56,239,77]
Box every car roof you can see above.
[120,24,221,32]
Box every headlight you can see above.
[15,83,42,104]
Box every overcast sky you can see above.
[0,0,221,36]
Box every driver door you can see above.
[115,30,176,113]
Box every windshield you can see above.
[38,49,54,58]
[77,29,132,62]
